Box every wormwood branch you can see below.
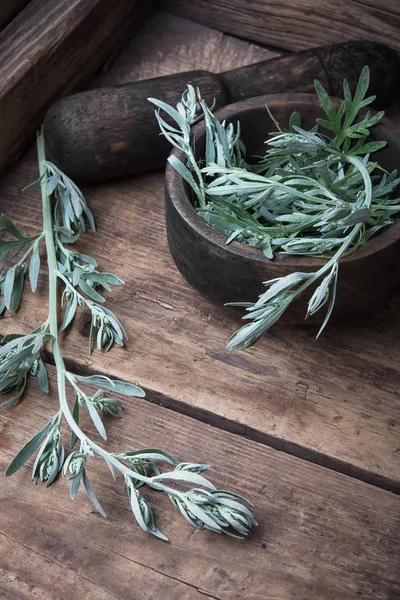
[152,67,400,350]
[0,131,257,541]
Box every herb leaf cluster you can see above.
[0,131,257,541]
[150,67,400,350]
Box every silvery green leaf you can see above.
[46,444,64,487]
[85,272,124,286]
[85,398,107,440]
[76,253,97,266]
[0,333,28,355]
[1,348,32,376]
[101,273,124,285]
[353,65,370,106]
[0,215,24,239]
[307,263,337,318]
[81,469,107,518]
[350,141,386,156]
[32,333,44,354]
[0,239,23,260]
[60,293,77,332]
[205,119,216,167]
[32,433,53,483]
[5,418,55,475]
[75,375,145,398]
[126,481,168,540]
[99,306,127,340]
[167,155,201,198]
[148,98,190,133]
[180,497,222,532]
[342,207,370,226]
[254,272,307,308]
[226,299,290,351]
[46,172,60,195]
[11,265,25,312]
[219,508,249,536]
[70,397,80,448]
[102,454,116,481]
[0,374,19,393]
[175,462,211,474]
[289,111,301,131]
[118,449,179,466]
[37,359,49,393]
[72,266,83,287]
[225,229,242,244]
[70,470,83,499]
[4,266,16,310]
[63,450,80,476]
[78,279,106,303]
[153,111,181,134]
[263,239,273,259]
[0,376,27,406]
[22,174,45,192]
[316,264,339,338]
[210,489,254,505]
[170,495,203,528]
[211,496,255,518]
[152,470,216,489]
[29,243,40,292]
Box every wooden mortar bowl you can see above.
[165,94,400,325]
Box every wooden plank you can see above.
[0,11,399,492]
[0,1,31,30]
[1,148,400,493]
[0,0,154,177]
[1,368,399,600]
[161,0,400,52]
[91,10,278,88]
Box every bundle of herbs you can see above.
[150,67,400,351]
[0,132,257,541]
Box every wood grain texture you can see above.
[161,0,400,52]
[91,10,278,88]
[1,14,400,597]
[43,38,400,183]
[1,149,400,493]
[43,11,278,183]
[0,0,154,177]
[1,368,399,600]
[0,0,31,30]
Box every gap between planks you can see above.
[1,365,399,600]
[41,350,400,496]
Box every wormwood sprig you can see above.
[0,131,256,541]
[152,67,400,350]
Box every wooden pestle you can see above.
[43,40,400,183]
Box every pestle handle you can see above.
[43,41,400,183]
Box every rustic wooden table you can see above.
[1,10,399,600]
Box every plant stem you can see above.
[282,154,372,300]
[15,236,44,268]
[37,136,185,500]
[38,131,70,430]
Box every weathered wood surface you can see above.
[92,10,277,87]
[44,37,400,183]
[0,0,154,177]
[1,369,399,600]
[0,0,31,30]
[1,145,400,493]
[1,10,400,495]
[44,11,281,182]
[161,0,400,52]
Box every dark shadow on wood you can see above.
[46,351,400,496]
